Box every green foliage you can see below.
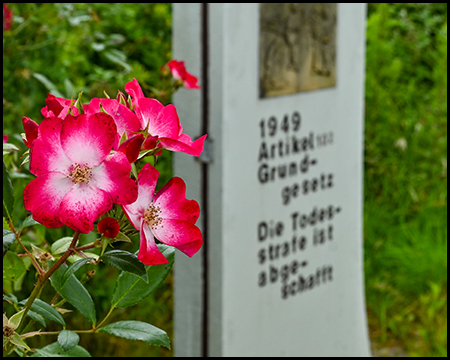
[364,3,447,357]
[111,245,175,309]
[3,3,172,136]
[20,298,66,327]
[57,330,80,353]
[3,159,15,220]
[31,341,91,357]
[50,263,97,325]
[101,250,147,281]
[3,251,26,282]
[3,229,16,252]
[98,320,170,349]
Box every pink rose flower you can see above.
[165,59,200,90]
[122,163,203,265]
[125,78,207,157]
[23,113,138,233]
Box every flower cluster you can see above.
[22,73,205,265]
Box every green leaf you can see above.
[51,237,73,255]
[3,292,18,304]
[18,215,40,232]
[8,309,26,329]
[98,320,170,349]
[50,264,96,325]
[3,217,11,230]
[10,334,31,351]
[67,252,98,264]
[112,231,132,243]
[32,341,91,357]
[27,310,46,328]
[3,159,14,221]
[58,330,80,353]
[104,49,132,72]
[32,73,65,98]
[3,142,20,154]
[8,171,32,179]
[3,251,26,283]
[61,258,94,288]
[101,250,147,280]
[19,298,65,326]
[3,228,16,252]
[74,91,84,115]
[111,245,174,309]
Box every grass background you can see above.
[364,3,447,356]
[3,3,447,357]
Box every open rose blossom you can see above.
[122,163,203,265]
[24,113,138,233]
[125,78,207,156]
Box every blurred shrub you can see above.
[3,3,172,136]
[364,3,447,356]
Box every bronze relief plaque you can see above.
[259,3,337,98]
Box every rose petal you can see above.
[139,221,169,265]
[159,133,207,157]
[153,177,200,223]
[121,205,142,230]
[135,98,180,139]
[167,60,186,81]
[142,135,159,150]
[59,183,113,233]
[89,98,141,137]
[124,78,145,109]
[60,113,117,167]
[152,218,202,258]
[29,117,72,176]
[118,134,145,163]
[23,172,74,228]
[122,163,158,218]
[22,116,40,148]
[91,152,138,205]
[183,72,200,89]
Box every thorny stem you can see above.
[74,243,97,252]
[6,219,44,276]
[16,231,81,334]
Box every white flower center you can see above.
[143,204,163,229]
[68,163,93,184]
